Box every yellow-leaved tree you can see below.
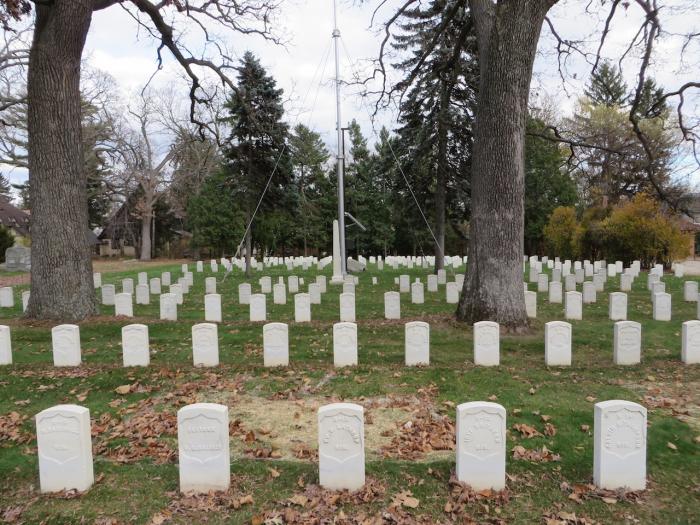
[543,207,583,260]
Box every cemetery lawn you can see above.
[0,262,699,524]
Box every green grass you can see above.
[0,261,698,524]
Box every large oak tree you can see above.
[0,0,280,320]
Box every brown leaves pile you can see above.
[512,445,560,462]
[380,407,455,460]
[560,481,644,505]
[0,411,32,445]
[443,475,510,524]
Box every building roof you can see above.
[0,196,30,236]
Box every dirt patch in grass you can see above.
[624,376,700,432]
[191,391,453,462]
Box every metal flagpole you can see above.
[332,0,347,276]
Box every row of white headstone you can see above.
[3,318,698,367]
[34,399,646,494]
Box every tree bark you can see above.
[434,78,450,273]
[26,1,98,321]
[140,205,152,261]
[457,0,554,328]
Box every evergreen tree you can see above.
[288,124,330,254]
[391,0,477,269]
[585,62,627,107]
[222,51,289,274]
[635,77,667,119]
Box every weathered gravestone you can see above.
[446,282,459,304]
[384,291,400,320]
[582,281,596,304]
[294,293,311,322]
[473,321,500,366]
[135,284,150,305]
[456,402,506,491]
[122,324,149,367]
[192,323,219,367]
[21,290,29,312]
[260,276,272,294]
[0,325,11,365]
[565,291,582,320]
[399,274,410,293]
[0,286,13,307]
[427,274,438,292]
[122,278,134,294]
[681,320,700,364]
[333,322,358,367]
[548,281,563,303]
[93,272,102,289]
[684,281,698,302]
[652,292,671,321]
[114,293,133,317]
[238,283,251,305]
[609,292,627,321]
[178,403,230,493]
[545,321,572,366]
[35,404,93,492]
[204,294,222,323]
[160,293,177,321]
[51,324,81,366]
[101,284,115,306]
[594,400,646,491]
[273,283,287,305]
[405,321,429,366]
[614,321,641,365]
[149,277,162,295]
[4,245,30,271]
[205,277,217,295]
[263,322,289,367]
[309,283,322,304]
[525,291,537,318]
[318,403,365,491]
[339,292,356,323]
[411,281,424,304]
[249,294,267,322]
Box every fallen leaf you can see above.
[667,442,678,451]
[115,385,131,395]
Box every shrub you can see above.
[600,193,690,267]
[543,206,582,260]
[0,225,15,262]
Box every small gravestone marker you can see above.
[614,321,641,365]
[548,281,562,303]
[456,401,506,491]
[525,291,537,318]
[681,320,700,364]
[160,293,177,321]
[309,283,321,304]
[652,292,671,321]
[684,281,698,302]
[545,321,572,366]
[333,322,358,367]
[149,277,161,295]
[339,292,356,323]
[411,281,424,304]
[0,325,11,365]
[473,321,499,366]
[249,294,266,322]
[238,283,251,304]
[609,292,627,321]
[294,293,311,322]
[318,403,365,491]
[205,277,217,295]
[101,284,115,306]
[446,282,459,304]
[384,291,400,319]
[273,283,286,305]
[565,291,582,320]
[405,321,429,366]
[122,324,149,367]
[52,325,81,366]
[192,323,219,367]
[178,403,230,493]
[204,294,222,323]
[594,400,646,490]
[263,322,289,367]
[114,292,133,317]
[36,404,93,492]
[135,284,149,305]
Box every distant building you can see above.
[677,193,700,259]
[0,196,30,241]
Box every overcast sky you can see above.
[3,0,699,188]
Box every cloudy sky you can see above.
[3,0,699,187]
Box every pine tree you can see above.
[222,51,289,274]
[391,0,477,269]
[585,62,627,107]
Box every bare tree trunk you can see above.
[140,205,152,261]
[434,79,450,273]
[26,1,98,321]
[457,0,554,329]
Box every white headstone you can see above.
[609,292,627,321]
[122,324,149,367]
[446,282,459,304]
[564,274,576,292]
[101,284,115,306]
[545,321,572,366]
[192,323,219,367]
[339,292,356,323]
[342,282,355,295]
[204,293,222,323]
[620,273,633,292]
[51,324,81,366]
[318,403,365,491]
[582,281,596,304]
[205,277,217,295]
[114,293,133,317]
[614,321,641,365]
[315,275,326,294]
[260,276,272,294]
[652,292,671,321]
[333,322,358,367]
[238,283,251,305]
[177,403,230,493]
[427,274,438,292]
[548,281,563,303]
[537,273,549,293]
[564,291,582,320]
[399,274,410,293]
[384,291,400,320]
[161,271,171,286]
[294,293,311,322]
[681,320,700,364]
[309,283,321,304]
[149,277,162,295]
[36,404,94,492]
[405,321,429,366]
[455,402,506,491]
[137,272,147,286]
[473,321,499,366]
[288,275,300,294]
[93,272,102,289]
[273,283,287,305]
[684,281,698,302]
[170,283,183,305]
[594,400,646,491]
[159,293,177,321]
[0,325,11,365]
[121,278,134,295]
[263,322,289,367]
[437,269,447,285]
[21,290,29,312]
[135,284,149,305]
[411,281,424,304]
[525,290,537,318]
[249,294,266,322]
